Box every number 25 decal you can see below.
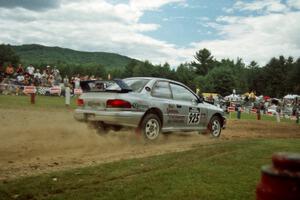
[188,112,200,124]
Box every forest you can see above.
[1,44,299,97]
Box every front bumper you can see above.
[74,109,144,127]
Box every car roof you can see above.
[124,77,184,86]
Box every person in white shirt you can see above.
[74,76,80,89]
[26,64,35,75]
[34,69,42,79]
[53,66,60,76]
[16,74,24,84]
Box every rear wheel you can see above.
[208,116,222,137]
[139,114,161,141]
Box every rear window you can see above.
[106,78,150,92]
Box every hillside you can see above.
[12,44,139,69]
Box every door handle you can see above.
[176,104,182,108]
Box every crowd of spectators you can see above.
[0,64,103,89]
[0,64,62,87]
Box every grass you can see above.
[0,95,77,110]
[0,95,299,199]
[227,111,294,123]
[0,139,300,200]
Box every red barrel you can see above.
[256,152,300,200]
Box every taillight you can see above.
[77,98,84,106]
[106,99,131,108]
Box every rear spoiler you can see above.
[80,79,132,93]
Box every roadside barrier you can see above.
[74,88,83,95]
[227,106,235,112]
[251,108,257,114]
[50,86,61,95]
[23,86,36,94]
[267,111,273,116]
[0,83,78,96]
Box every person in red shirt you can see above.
[5,64,14,77]
[16,64,24,74]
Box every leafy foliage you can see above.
[191,48,215,76]
[204,66,237,96]
[0,44,20,66]
[3,44,300,97]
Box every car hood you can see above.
[203,102,224,112]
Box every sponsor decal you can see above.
[167,115,185,124]
[132,102,149,111]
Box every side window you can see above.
[151,81,172,99]
[170,83,197,102]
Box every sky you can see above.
[0,0,300,67]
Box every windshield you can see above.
[106,78,150,92]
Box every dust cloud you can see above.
[0,108,299,180]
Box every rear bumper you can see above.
[74,109,144,127]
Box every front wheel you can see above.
[139,114,161,141]
[208,116,222,137]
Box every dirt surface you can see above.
[0,108,299,180]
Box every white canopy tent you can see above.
[283,94,299,99]
[224,94,241,101]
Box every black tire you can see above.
[208,116,222,138]
[139,114,161,141]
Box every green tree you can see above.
[0,44,20,66]
[204,66,237,96]
[287,58,300,94]
[245,61,265,95]
[175,63,197,90]
[191,48,214,76]
[263,56,292,97]
[123,60,138,78]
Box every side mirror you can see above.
[145,86,151,92]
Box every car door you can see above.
[150,80,173,127]
[169,83,202,130]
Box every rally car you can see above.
[74,77,226,141]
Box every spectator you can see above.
[48,74,55,86]
[45,65,51,75]
[54,73,62,85]
[53,66,60,77]
[276,104,281,122]
[5,64,14,78]
[16,74,25,85]
[33,69,42,85]
[26,64,35,76]
[74,75,80,89]
[16,64,24,74]
[63,75,69,87]
[24,74,31,86]
[34,69,42,79]
[41,69,48,79]
[70,76,75,89]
